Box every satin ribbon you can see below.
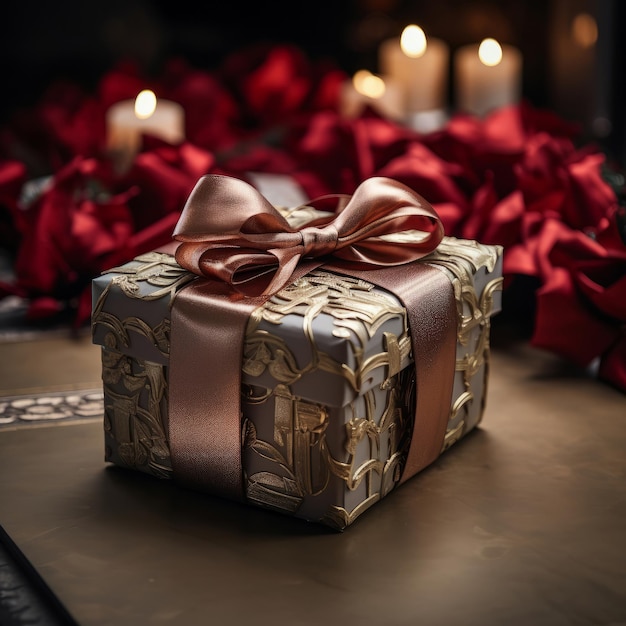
[168,175,456,502]
[169,281,263,500]
[173,174,444,297]
[335,263,456,484]
[168,262,315,501]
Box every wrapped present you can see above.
[92,175,503,530]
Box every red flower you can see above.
[0,43,623,390]
[377,142,468,211]
[164,59,243,151]
[119,141,215,231]
[8,157,136,324]
[515,135,615,231]
[0,81,106,174]
[505,204,626,391]
[0,160,26,249]
[461,177,526,251]
[221,43,344,129]
[240,46,313,126]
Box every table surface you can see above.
[0,324,625,626]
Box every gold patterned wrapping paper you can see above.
[92,236,502,530]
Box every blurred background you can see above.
[1,0,624,165]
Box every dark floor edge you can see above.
[0,524,81,626]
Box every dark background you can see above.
[1,0,625,164]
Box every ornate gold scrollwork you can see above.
[101,252,196,303]
[102,349,171,479]
[426,241,503,445]
[242,270,414,527]
[94,254,186,480]
[243,244,502,527]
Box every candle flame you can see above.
[478,38,503,67]
[134,89,157,119]
[353,70,386,99]
[571,13,597,48]
[400,25,427,58]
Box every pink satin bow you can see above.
[173,174,444,296]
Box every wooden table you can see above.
[0,325,625,626]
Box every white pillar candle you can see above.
[339,70,405,121]
[454,38,523,117]
[106,89,185,172]
[379,25,450,116]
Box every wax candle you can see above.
[339,70,405,121]
[454,38,522,117]
[379,25,450,116]
[106,90,185,172]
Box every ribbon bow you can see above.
[173,175,444,297]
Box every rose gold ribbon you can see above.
[168,263,315,501]
[334,263,456,483]
[173,174,444,297]
[392,265,456,483]
[168,175,455,502]
[168,281,262,501]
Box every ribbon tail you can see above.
[328,261,456,480]
[169,280,265,501]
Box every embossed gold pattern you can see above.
[93,252,195,359]
[101,252,196,303]
[93,238,502,529]
[93,253,185,479]
[101,348,171,479]
[425,238,503,451]
[242,270,413,528]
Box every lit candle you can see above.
[454,38,522,117]
[339,70,404,121]
[106,89,185,172]
[379,25,450,118]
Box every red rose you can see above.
[0,160,26,248]
[10,157,136,324]
[522,207,626,390]
[120,141,215,232]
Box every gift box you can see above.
[92,175,503,530]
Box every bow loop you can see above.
[174,175,444,296]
